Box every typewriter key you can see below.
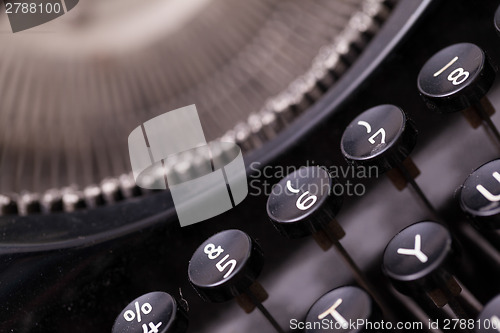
[112,292,188,333]
[495,5,500,37]
[475,294,500,333]
[341,105,435,214]
[460,159,500,230]
[188,229,284,333]
[266,166,392,318]
[305,286,381,333]
[383,221,479,319]
[266,166,344,246]
[418,43,500,142]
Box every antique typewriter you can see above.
[2,0,500,332]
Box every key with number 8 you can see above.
[417,43,500,142]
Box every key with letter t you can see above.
[305,286,382,333]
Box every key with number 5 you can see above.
[188,229,285,333]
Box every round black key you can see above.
[266,166,342,238]
[495,5,500,37]
[383,221,457,297]
[305,286,379,333]
[417,43,495,113]
[475,294,500,333]
[188,229,264,303]
[340,105,417,173]
[460,159,500,230]
[112,292,188,333]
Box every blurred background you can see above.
[0,0,387,213]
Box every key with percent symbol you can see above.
[112,292,188,333]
